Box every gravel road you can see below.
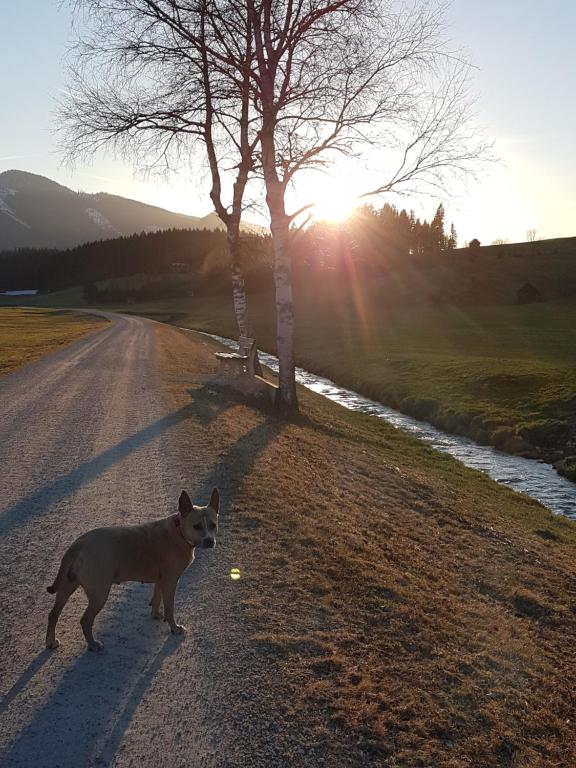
[0,314,296,768]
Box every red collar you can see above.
[173,514,193,548]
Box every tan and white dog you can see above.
[46,488,219,651]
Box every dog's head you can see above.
[178,488,220,549]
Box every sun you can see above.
[302,178,359,223]
[313,194,357,222]
[290,172,362,224]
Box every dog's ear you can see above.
[179,490,193,516]
[209,487,220,513]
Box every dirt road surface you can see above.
[0,314,298,768]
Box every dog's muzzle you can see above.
[202,537,215,549]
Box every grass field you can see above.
[0,308,107,378]
[127,289,576,477]
[7,283,576,477]
[158,324,576,767]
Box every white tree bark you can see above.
[261,129,297,411]
[230,258,249,338]
[269,215,297,411]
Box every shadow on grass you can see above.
[200,410,285,505]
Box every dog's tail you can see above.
[46,548,77,594]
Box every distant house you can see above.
[516,282,543,304]
[170,262,190,273]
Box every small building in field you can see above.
[516,282,543,304]
[170,262,190,273]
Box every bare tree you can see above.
[60,0,259,341]
[63,0,487,414]
[240,0,486,411]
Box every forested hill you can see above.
[0,170,259,251]
[0,227,271,296]
[2,199,576,307]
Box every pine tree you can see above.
[447,222,458,250]
[430,203,447,253]
[396,209,412,257]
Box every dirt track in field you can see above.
[0,314,299,768]
[2,312,576,768]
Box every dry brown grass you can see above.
[0,307,107,377]
[156,324,576,768]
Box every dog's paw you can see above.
[46,639,60,650]
[88,640,104,652]
[151,611,163,621]
[171,624,186,635]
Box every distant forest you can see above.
[0,204,455,293]
[0,227,270,297]
[293,203,457,270]
[2,203,575,305]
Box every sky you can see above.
[1,1,575,245]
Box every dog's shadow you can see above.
[0,388,284,766]
[0,583,184,768]
[0,651,52,719]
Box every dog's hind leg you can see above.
[150,582,163,620]
[46,579,78,650]
[80,584,110,652]
[160,578,186,635]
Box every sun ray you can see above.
[306,179,359,223]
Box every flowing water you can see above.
[197,332,576,520]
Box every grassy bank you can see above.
[139,291,576,478]
[0,307,107,378]
[10,286,576,478]
[157,323,576,767]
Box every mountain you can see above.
[0,170,260,251]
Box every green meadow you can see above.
[6,278,576,478]
[142,290,576,477]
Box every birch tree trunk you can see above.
[261,130,298,412]
[226,216,250,338]
[269,209,297,411]
[227,232,263,376]
[224,193,263,375]
[230,259,249,336]
[202,6,261,372]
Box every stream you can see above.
[199,332,575,520]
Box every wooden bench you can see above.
[215,335,257,376]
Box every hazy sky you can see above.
[1,1,575,244]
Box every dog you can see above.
[45,488,219,652]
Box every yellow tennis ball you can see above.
[230,567,241,580]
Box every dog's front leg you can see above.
[149,583,163,620]
[160,578,186,635]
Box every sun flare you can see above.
[308,181,358,223]
[312,193,357,223]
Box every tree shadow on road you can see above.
[0,390,284,767]
[0,384,234,538]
